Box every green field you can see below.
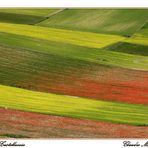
[0,25,147,70]
[104,22,148,56]
[0,84,148,126]
[0,9,59,25]
[0,22,125,49]
[38,9,148,36]
[0,9,59,16]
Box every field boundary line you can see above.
[132,21,148,37]
[35,9,66,25]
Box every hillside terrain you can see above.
[0,9,148,138]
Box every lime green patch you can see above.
[0,22,125,49]
[0,85,148,126]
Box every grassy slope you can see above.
[126,28,148,46]
[104,20,148,56]
[0,9,147,122]
[38,9,148,36]
[0,9,59,25]
[0,39,103,87]
[126,21,148,45]
[0,84,148,126]
[1,35,148,104]
[0,31,147,70]
[0,22,125,49]
[0,9,59,16]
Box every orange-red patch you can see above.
[17,67,148,105]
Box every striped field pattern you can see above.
[0,9,148,138]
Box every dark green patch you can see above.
[0,134,30,138]
[0,12,45,25]
[105,42,148,56]
[142,22,148,29]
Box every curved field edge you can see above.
[0,85,148,126]
[0,108,148,138]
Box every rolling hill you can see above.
[0,9,148,138]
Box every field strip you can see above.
[0,22,125,49]
[0,108,148,138]
[0,43,148,104]
[0,31,148,70]
[104,41,148,56]
[0,9,61,25]
[0,9,60,17]
[0,84,148,126]
[125,36,148,46]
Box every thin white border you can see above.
[0,0,148,7]
[0,140,148,148]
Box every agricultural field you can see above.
[0,9,148,138]
[0,9,60,24]
[38,9,148,36]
